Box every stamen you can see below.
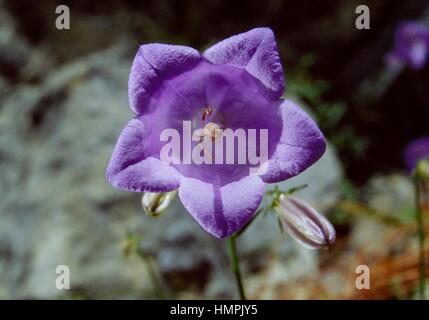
[193,122,223,142]
[205,122,223,142]
[192,122,224,162]
[201,106,213,122]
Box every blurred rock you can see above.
[0,2,51,84]
[0,1,27,81]
[0,44,149,299]
[350,174,415,257]
[363,173,414,219]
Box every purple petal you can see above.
[403,135,429,172]
[393,22,429,70]
[129,44,201,114]
[261,99,326,183]
[178,175,265,238]
[409,41,428,69]
[106,118,181,192]
[203,27,285,99]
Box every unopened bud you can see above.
[275,194,336,249]
[416,159,429,180]
[141,191,177,217]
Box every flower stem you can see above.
[414,177,426,300]
[227,234,246,300]
[136,248,169,299]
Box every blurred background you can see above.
[0,0,428,299]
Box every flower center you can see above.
[193,106,225,142]
[193,121,223,143]
[201,106,213,122]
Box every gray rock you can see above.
[0,44,150,299]
[362,173,414,217]
[0,2,51,84]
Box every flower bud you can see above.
[416,159,429,180]
[275,194,335,249]
[404,135,429,173]
[141,191,177,217]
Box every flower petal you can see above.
[129,44,201,114]
[261,99,326,183]
[203,27,285,99]
[178,175,265,238]
[403,135,429,172]
[106,118,181,192]
[409,41,428,69]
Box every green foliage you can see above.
[328,179,358,225]
[287,53,368,159]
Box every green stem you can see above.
[227,234,246,300]
[137,248,168,299]
[414,177,426,300]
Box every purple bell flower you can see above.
[387,22,429,70]
[404,135,429,172]
[106,28,326,238]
